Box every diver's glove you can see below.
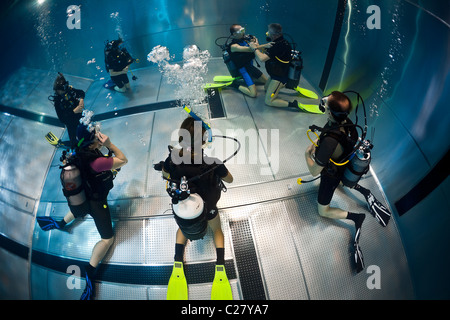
[36,216,64,231]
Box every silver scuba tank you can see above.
[286,50,303,89]
[61,165,87,206]
[342,140,372,188]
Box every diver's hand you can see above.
[97,132,111,148]
[262,42,275,49]
[73,105,83,113]
[249,42,258,51]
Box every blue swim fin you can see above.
[167,261,188,300]
[211,265,233,300]
[36,216,63,231]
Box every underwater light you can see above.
[37,0,46,5]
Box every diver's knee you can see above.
[102,236,115,247]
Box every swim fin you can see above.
[354,243,365,273]
[294,86,319,100]
[45,132,60,146]
[167,261,188,300]
[365,192,391,227]
[36,216,63,231]
[296,102,325,114]
[204,81,233,90]
[213,75,242,82]
[211,265,233,300]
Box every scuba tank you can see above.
[168,177,208,241]
[286,50,303,89]
[342,140,373,188]
[222,50,240,78]
[60,157,90,217]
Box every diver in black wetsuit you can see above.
[305,91,392,273]
[161,117,233,265]
[251,23,299,109]
[49,73,85,149]
[36,116,128,300]
[104,37,134,93]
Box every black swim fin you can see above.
[365,193,391,227]
[354,243,365,273]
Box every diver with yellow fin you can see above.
[302,91,391,273]
[155,108,239,300]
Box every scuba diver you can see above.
[251,23,302,110]
[158,116,234,299]
[104,37,135,93]
[36,111,128,299]
[225,24,272,98]
[48,72,85,149]
[304,91,391,273]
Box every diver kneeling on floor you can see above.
[303,91,391,273]
[251,23,303,110]
[224,24,271,98]
[36,111,128,300]
[158,116,234,299]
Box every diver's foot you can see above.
[288,99,301,110]
[114,85,127,93]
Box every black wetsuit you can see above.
[314,120,358,206]
[264,36,292,83]
[228,39,263,86]
[72,148,115,239]
[52,88,85,149]
[105,46,133,88]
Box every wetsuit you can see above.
[228,39,263,87]
[314,120,358,206]
[264,36,292,83]
[52,87,85,149]
[105,46,133,88]
[73,148,115,239]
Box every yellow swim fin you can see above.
[45,132,60,146]
[167,261,188,300]
[204,81,233,90]
[297,102,325,114]
[211,265,233,300]
[213,75,242,82]
[294,86,319,100]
